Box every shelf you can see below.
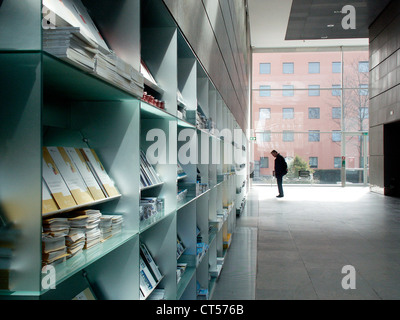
[140,181,164,192]
[43,52,139,101]
[42,195,122,218]
[140,100,176,120]
[141,274,165,300]
[176,266,196,300]
[139,208,175,233]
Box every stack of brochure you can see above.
[99,215,113,241]
[140,150,163,189]
[68,209,102,250]
[42,218,70,266]
[109,215,123,236]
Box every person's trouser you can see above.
[276,175,284,196]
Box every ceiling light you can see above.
[321,36,328,39]
[327,24,334,28]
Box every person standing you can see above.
[271,150,287,198]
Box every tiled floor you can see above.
[212,185,400,300]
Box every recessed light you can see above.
[327,24,334,28]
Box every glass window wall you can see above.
[252,48,369,185]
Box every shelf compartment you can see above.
[43,52,139,101]
[41,230,138,295]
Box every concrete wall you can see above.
[163,0,251,132]
[369,0,400,194]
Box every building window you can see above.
[260,63,271,74]
[309,130,320,142]
[332,62,341,73]
[259,85,271,97]
[283,62,294,74]
[332,85,342,96]
[308,107,320,119]
[283,131,294,142]
[309,157,318,168]
[332,130,341,142]
[308,85,320,96]
[359,107,369,119]
[359,84,368,96]
[359,61,369,73]
[260,157,269,168]
[332,107,341,119]
[334,157,342,168]
[282,85,294,96]
[283,108,294,119]
[309,62,320,74]
[259,108,271,120]
[256,131,271,142]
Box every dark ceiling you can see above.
[286,0,392,40]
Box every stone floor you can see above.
[212,185,400,300]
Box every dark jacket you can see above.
[274,154,288,177]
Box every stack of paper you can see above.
[42,218,69,266]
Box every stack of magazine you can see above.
[43,26,98,71]
[140,150,163,189]
[139,242,163,299]
[42,0,143,97]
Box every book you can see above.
[139,256,157,288]
[80,148,120,197]
[42,147,77,209]
[45,147,94,205]
[140,243,163,282]
[64,147,106,201]
[42,179,59,214]
[140,150,162,188]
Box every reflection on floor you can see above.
[212,185,400,300]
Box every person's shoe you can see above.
[276,195,284,198]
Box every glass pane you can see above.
[342,89,369,132]
[0,53,42,293]
[252,133,342,185]
[252,51,342,90]
[0,0,42,50]
[345,134,368,185]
